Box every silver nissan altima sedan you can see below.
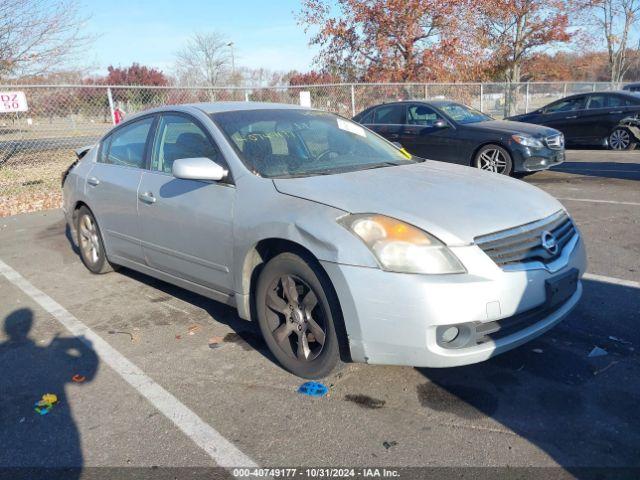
[62,102,586,378]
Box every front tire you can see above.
[255,252,342,379]
[76,206,115,274]
[608,127,636,150]
[474,144,513,175]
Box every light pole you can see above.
[227,41,235,83]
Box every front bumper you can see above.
[322,234,586,368]
[511,144,565,172]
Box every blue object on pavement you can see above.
[297,381,328,397]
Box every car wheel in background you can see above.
[255,252,342,379]
[76,206,116,274]
[608,127,636,150]
[474,144,513,176]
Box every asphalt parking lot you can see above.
[0,149,638,479]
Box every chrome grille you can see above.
[475,210,576,267]
[545,134,565,150]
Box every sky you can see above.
[78,0,318,75]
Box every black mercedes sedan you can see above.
[508,91,640,150]
[353,100,564,176]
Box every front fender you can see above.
[231,176,379,297]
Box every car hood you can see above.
[273,161,564,246]
[465,119,557,137]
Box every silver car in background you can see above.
[62,102,586,378]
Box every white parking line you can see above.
[584,273,640,289]
[0,258,259,475]
[556,197,640,207]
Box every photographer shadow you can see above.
[0,308,98,477]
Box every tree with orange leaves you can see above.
[298,0,480,82]
[473,0,575,84]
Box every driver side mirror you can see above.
[172,157,228,182]
[434,119,448,128]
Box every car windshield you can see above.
[210,109,421,178]
[438,103,491,124]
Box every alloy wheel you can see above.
[265,275,326,361]
[610,129,631,150]
[78,214,101,265]
[477,148,508,174]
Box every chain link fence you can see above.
[0,81,624,217]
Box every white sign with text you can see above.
[0,92,29,112]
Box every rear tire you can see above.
[75,206,116,274]
[255,252,342,379]
[608,127,636,150]
[474,144,513,176]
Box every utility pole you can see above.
[227,42,235,84]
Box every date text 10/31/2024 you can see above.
[232,468,401,478]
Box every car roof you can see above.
[189,101,308,114]
[360,100,460,111]
[121,101,309,123]
[561,90,637,100]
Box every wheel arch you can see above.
[68,200,92,247]
[608,125,638,149]
[239,237,352,361]
[469,140,513,167]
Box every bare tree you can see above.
[174,32,232,87]
[591,0,640,83]
[0,0,92,79]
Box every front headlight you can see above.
[338,214,466,274]
[512,134,544,148]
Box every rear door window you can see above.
[545,97,586,113]
[372,104,406,125]
[586,95,608,110]
[100,117,154,168]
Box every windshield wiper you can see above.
[358,162,401,170]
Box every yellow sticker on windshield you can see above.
[399,148,412,160]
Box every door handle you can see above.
[387,133,400,139]
[609,110,623,114]
[87,176,100,186]
[565,115,577,119]
[138,192,156,204]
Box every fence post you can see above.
[107,87,115,125]
[350,84,356,116]
[245,91,250,102]
[593,82,597,92]
[480,84,484,112]
[424,84,428,99]
[525,82,530,113]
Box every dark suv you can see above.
[354,100,564,176]
[508,91,640,150]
